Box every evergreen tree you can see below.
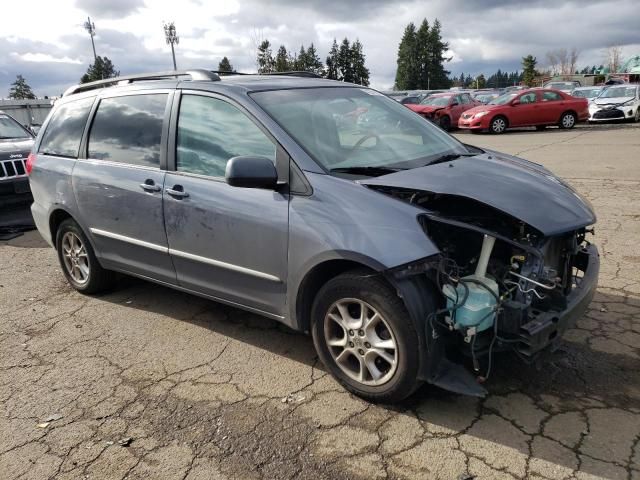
[218,56,233,72]
[521,54,538,87]
[296,45,308,70]
[475,74,486,89]
[326,39,340,80]
[8,75,36,99]
[351,39,370,86]
[275,45,290,72]
[80,56,119,83]
[337,38,353,82]
[257,40,275,74]
[465,74,473,87]
[306,43,324,76]
[425,19,450,89]
[395,23,418,89]
[415,19,430,88]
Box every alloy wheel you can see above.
[61,232,90,285]
[324,298,398,386]
[562,113,576,128]
[491,117,506,133]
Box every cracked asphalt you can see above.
[1,123,639,480]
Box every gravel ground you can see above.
[1,123,639,480]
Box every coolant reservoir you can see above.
[442,234,499,333]
[443,275,498,332]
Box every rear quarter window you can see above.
[39,97,94,158]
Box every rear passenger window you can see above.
[177,95,275,178]
[542,91,563,102]
[39,97,94,158]
[88,94,167,167]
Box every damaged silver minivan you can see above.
[28,70,599,402]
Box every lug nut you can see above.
[358,349,365,355]
[364,342,371,348]
[349,342,354,348]
[348,330,354,336]
[358,329,364,336]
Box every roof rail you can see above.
[63,69,220,97]
[266,71,322,78]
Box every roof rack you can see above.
[62,69,220,97]
[266,71,322,78]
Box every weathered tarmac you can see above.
[1,122,639,480]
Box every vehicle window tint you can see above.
[462,94,472,104]
[39,97,94,158]
[177,95,275,178]
[519,93,537,104]
[542,91,563,102]
[88,94,167,167]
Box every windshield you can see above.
[420,95,452,106]
[251,87,468,172]
[0,115,31,139]
[489,93,518,105]
[572,88,601,99]
[599,86,637,99]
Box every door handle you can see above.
[140,180,161,192]
[166,186,189,199]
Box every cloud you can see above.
[74,0,144,19]
[1,0,640,96]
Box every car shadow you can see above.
[93,275,638,477]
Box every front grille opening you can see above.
[15,161,26,175]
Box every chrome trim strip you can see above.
[169,248,282,283]
[90,228,168,253]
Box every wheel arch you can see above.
[49,208,74,243]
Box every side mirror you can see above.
[225,156,278,190]
[511,99,520,106]
[450,101,459,106]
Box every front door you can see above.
[163,92,289,317]
[509,91,539,127]
[73,92,176,284]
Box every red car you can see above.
[406,92,481,130]
[458,88,589,133]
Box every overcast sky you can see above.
[1,0,639,97]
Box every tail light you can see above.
[26,153,36,175]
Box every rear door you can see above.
[539,90,565,123]
[163,91,289,317]
[73,91,176,284]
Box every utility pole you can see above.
[163,22,179,70]
[83,16,97,63]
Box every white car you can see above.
[589,84,640,122]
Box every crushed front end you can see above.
[382,188,599,395]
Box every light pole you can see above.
[163,22,179,70]
[83,16,97,63]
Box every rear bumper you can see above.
[517,243,599,357]
[31,201,53,246]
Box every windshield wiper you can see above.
[424,152,477,166]
[329,165,407,176]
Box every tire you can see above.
[535,125,547,131]
[489,116,508,134]
[55,218,115,294]
[311,270,422,403]
[635,108,640,123]
[559,111,576,129]
[438,115,451,131]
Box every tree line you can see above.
[255,38,370,85]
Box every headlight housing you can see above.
[474,111,489,118]
[621,99,635,106]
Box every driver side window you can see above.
[519,93,537,104]
[176,95,276,178]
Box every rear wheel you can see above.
[55,219,115,294]
[311,270,421,403]
[489,116,508,134]
[559,111,576,129]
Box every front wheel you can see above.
[438,115,451,131]
[634,108,640,123]
[559,111,577,129]
[311,270,421,403]
[489,116,507,134]
[56,218,116,294]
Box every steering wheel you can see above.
[347,133,381,155]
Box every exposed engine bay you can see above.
[374,186,597,390]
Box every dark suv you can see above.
[28,70,599,402]
[0,111,34,206]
